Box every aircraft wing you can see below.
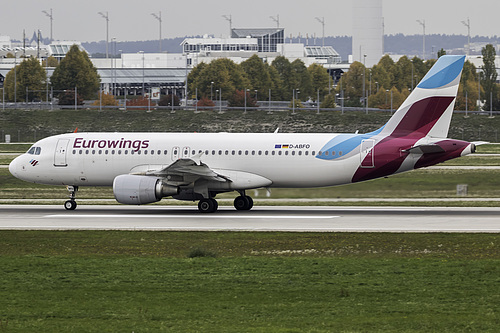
[144,153,229,186]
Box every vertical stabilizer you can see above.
[380,55,465,139]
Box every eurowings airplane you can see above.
[9,55,475,213]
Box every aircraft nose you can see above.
[9,157,20,178]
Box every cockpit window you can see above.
[27,147,41,155]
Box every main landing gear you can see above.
[197,192,254,213]
[64,185,78,211]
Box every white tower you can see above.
[352,0,383,67]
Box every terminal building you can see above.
[1,28,345,100]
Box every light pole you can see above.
[210,82,214,101]
[315,17,325,47]
[14,50,17,106]
[151,11,162,52]
[111,37,116,96]
[42,8,53,42]
[363,54,366,109]
[98,11,109,58]
[139,51,145,96]
[461,18,471,57]
[417,19,426,60]
[222,14,232,36]
[270,14,279,28]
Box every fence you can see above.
[1,106,500,143]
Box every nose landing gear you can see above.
[64,185,78,210]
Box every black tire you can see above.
[198,198,217,213]
[64,200,77,210]
[245,196,254,210]
[234,196,251,210]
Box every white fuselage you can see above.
[9,132,369,189]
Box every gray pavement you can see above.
[0,205,498,233]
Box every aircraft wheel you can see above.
[245,196,254,210]
[234,196,253,211]
[64,200,77,211]
[198,198,218,213]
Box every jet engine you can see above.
[113,174,179,205]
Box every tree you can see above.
[267,64,283,101]
[308,63,330,101]
[3,57,46,102]
[58,90,83,105]
[189,58,250,101]
[158,94,180,106]
[51,44,100,100]
[187,62,208,98]
[91,92,118,106]
[227,89,257,107]
[271,56,295,100]
[437,48,446,58]
[481,44,499,111]
[240,55,272,98]
[196,97,215,110]
[320,93,336,108]
[41,56,59,67]
[337,61,366,107]
[290,59,313,100]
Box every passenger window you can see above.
[79,150,83,155]
[164,150,168,155]
[72,150,76,154]
[292,151,295,156]
[272,151,275,156]
[285,151,289,156]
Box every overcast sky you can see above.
[1,0,498,43]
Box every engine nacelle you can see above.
[113,174,179,205]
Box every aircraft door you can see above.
[172,146,180,161]
[54,139,70,167]
[360,139,375,168]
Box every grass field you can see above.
[1,108,500,143]
[0,231,499,332]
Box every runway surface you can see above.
[0,205,499,232]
